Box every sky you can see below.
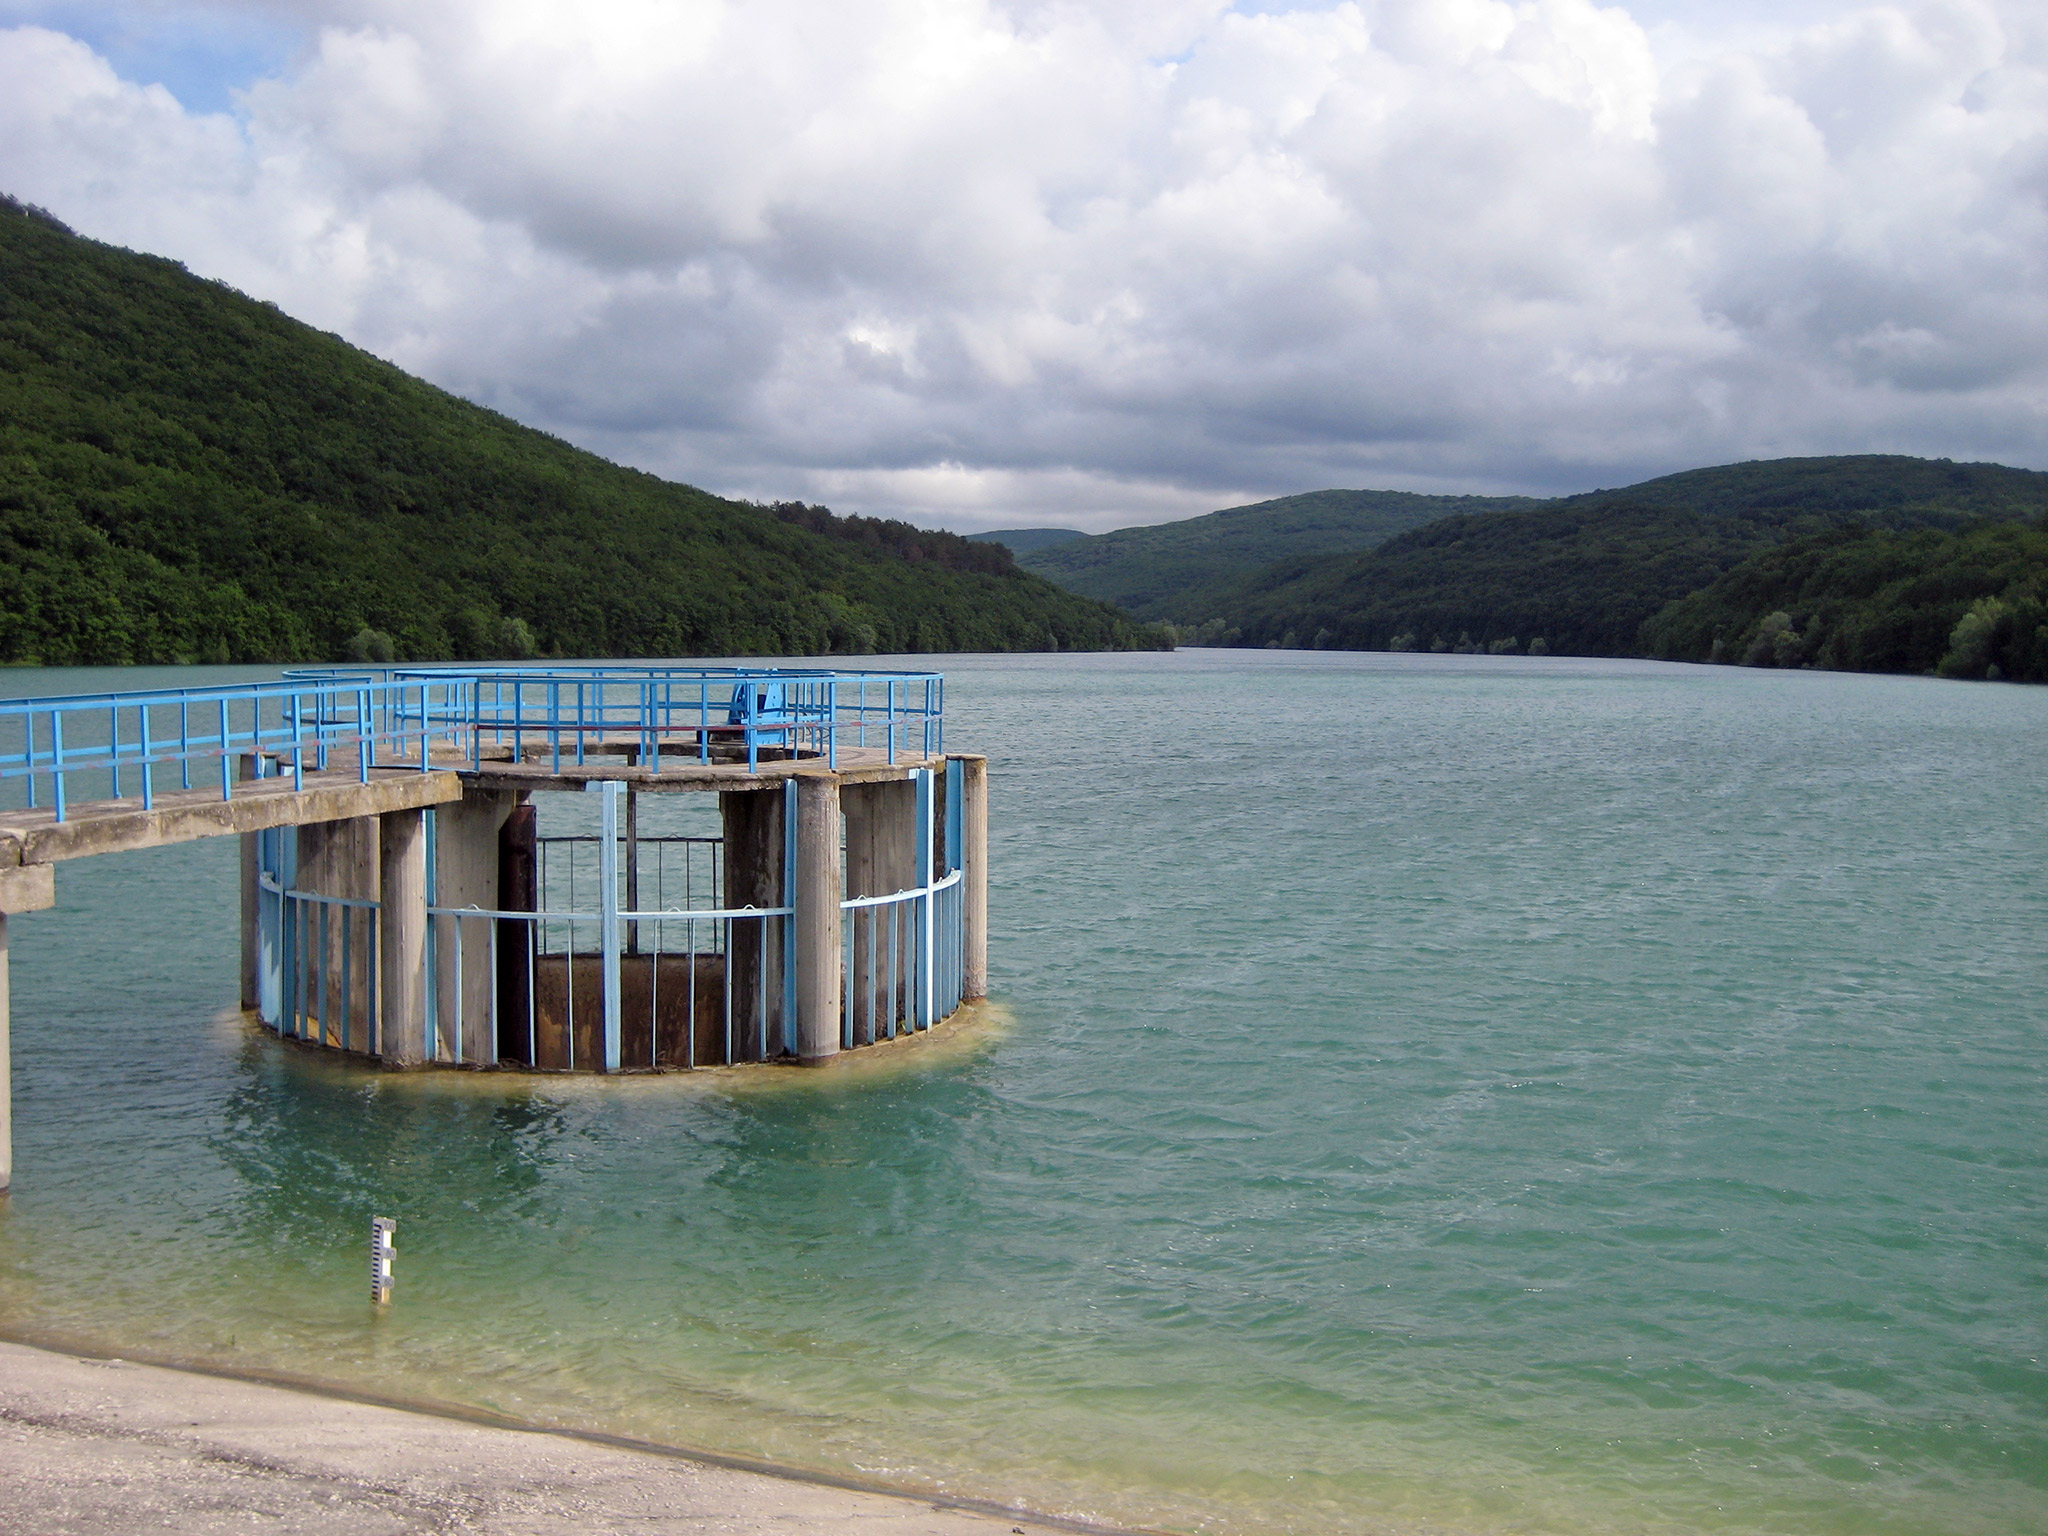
[2,1,2044,534]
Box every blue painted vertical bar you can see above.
[915,767,934,1029]
[595,779,623,1072]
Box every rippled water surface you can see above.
[2,652,2044,1535]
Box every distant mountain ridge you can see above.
[0,193,1162,665]
[967,527,1088,555]
[1212,456,2048,665]
[1013,487,1547,620]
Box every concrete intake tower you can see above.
[0,665,990,1190]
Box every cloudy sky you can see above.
[2,1,2043,531]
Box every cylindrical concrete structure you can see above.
[960,755,988,1000]
[378,809,428,1067]
[794,772,843,1063]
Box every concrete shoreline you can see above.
[0,1338,1113,1536]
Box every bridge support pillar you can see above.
[238,755,264,1011]
[958,754,988,1000]
[379,809,428,1066]
[793,773,843,1064]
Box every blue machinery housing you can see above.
[0,667,988,1123]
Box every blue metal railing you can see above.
[0,676,473,822]
[368,665,944,776]
[0,665,945,822]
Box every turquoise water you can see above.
[1,652,2043,1535]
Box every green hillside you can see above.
[1015,488,1545,620]
[1211,458,2048,658]
[0,194,1162,666]
[1642,520,2048,681]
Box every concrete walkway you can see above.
[0,1341,1075,1536]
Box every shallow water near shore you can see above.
[2,650,2044,1535]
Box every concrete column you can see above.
[378,809,428,1067]
[0,862,57,1194]
[959,754,988,1000]
[431,789,516,1064]
[294,817,379,1049]
[843,779,916,1043]
[723,787,787,1062]
[793,773,843,1063]
[238,755,263,1010]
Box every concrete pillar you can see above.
[793,773,843,1063]
[238,756,263,1010]
[843,779,916,1043]
[0,862,57,1194]
[432,789,516,1065]
[294,817,379,1049]
[378,809,428,1066]
[959,754,988,1000]
[722,787,787,1061]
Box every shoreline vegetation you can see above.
[999,458,2048,684]
[0,193,1167,667]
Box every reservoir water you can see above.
[0,650,2042,1535]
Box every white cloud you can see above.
[1,0,2044,532]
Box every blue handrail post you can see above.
[51,711,65,822]
[915,767,934,1030]
[139,706,153,810]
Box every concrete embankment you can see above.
[0,1339,1077,1536]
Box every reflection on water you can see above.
[3,652,2046,1536]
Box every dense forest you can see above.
[1009,487,1546,620]
[1188,458,2048,667]
[1642,519,2048,681]
[0,194,1163,665]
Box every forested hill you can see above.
[1012,487,1546,620]
[1206,457,2048,661]
[0,195,1162,665]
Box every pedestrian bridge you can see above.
[0,665,989,1191]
